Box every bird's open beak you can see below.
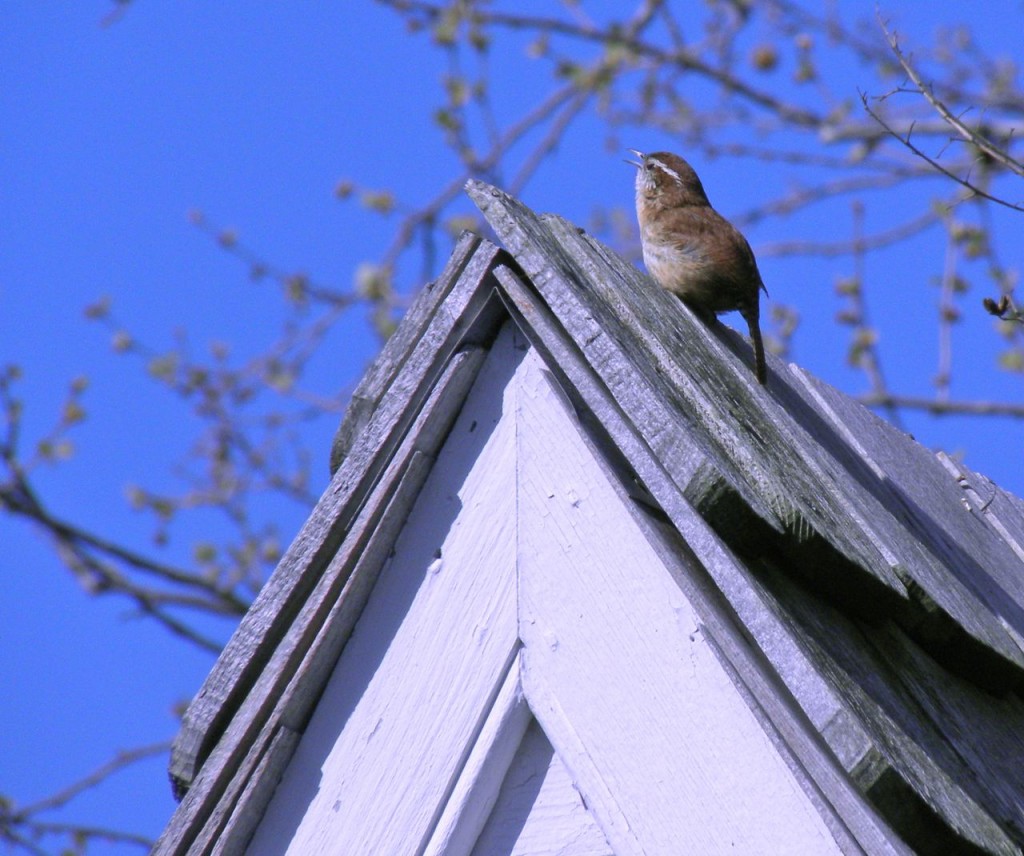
[624,148,645,168]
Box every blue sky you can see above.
[2,2,1022,851]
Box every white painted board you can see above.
[246,326,524,855]
[514,347,845,855]
[471,717,613,856]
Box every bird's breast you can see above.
[642,234,714,295]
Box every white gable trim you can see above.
[158,189,1024,854]
[423,654,532,855]
[514,343,845,854]
[240,326,886,854]
[247,326,523,854]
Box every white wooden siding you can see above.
[514,344,844,855]
[246,326,845,855]
[246,327,523,855]
[470,718,612,856]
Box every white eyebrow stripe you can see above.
[648,157,682,184]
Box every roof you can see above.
[156,180,1024,855]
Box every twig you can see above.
[380,81,585,273]
[935,215,959,400]
[509,90,592,194]
[190,214,356,308]
[758,204,945,258]
[856,393,1024,418]
[3,472,247,611]
[860,92,1024,213]
[848,201,899,421]
[4,742,169,852]
[378,0,825,128]
[819,118,1023,146]
[699,140,913,172]
[735,166,934,227]
[12,821,152,849]
[878,17,1024,178]
[14,742,169,817]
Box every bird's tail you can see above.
[742,307,768,386]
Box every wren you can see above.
[630,149,768,385]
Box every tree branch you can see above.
[878,17,1024,179]
[2,742,170,852]
[856,393,1024,418]
[861,92,1024,213]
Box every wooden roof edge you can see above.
[330,230,498,474]
[158,345,488,854]
[467,181,904,587]
[789,366,1024,683]
[168,233,508,797]
[491,257,1024,851]
[159,183,1024,852]
[468,179,1024,690]
[937,451,1024,567]
[490,264,911,855]
[472,182,1024,850]
[491,259,1020,855]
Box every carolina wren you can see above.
[629,149,768,385]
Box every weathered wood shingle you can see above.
[467,181,1024,853]
[467,180,1024,685]
[157,182,1024,856]
[170,233,510,795]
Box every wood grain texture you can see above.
[790,366,1024,688]
[158,346,491,853]
[494,265,910,855]
[467,183,903,588]
[937,452,1024,567]
[246,324,523,855]
[514,345,846,854]
[165,444,438,856]
[475,188,1024,850]
[469,716,613,856]
[158,183,1024,856]
[754,562,1024,854]
[468,179,1024,685]
[209,725,299,856]
[169,235,505,797]
[520,350,847,851]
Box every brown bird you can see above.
[629,149,768,385]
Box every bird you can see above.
[628,149,768,385]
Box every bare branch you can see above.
[845,200,900,421]
[734,166,936,227]
[856,393,1024,418]
[2,742,169,852]
[859,91,1023,212]
[935,215,959,399]
[379,0,825,128]
[509,90,592,195]
[381,82,589,276]
[3,472,247,608]
[758,204,945,258]
[878,17,1024,178]
[820,118,1023,147]
[15,743,170,818]
[188,212,358,309]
